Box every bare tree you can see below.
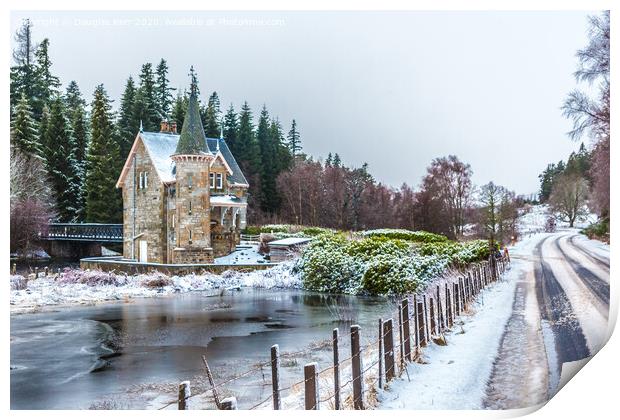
[419,155,473,239]
[478,182,517,248]
[549,173,590,228]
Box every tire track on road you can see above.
[568,235,610,270]
[535,237,590,364]
[554,236,609,307]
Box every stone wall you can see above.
[80,256,277,276]
[121,139,167,263]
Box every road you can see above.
[484,230,610,409]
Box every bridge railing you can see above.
[41,223,123,242]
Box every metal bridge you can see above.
[40,223,123,243]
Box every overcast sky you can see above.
[11,10,596,195]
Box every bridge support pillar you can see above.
[42,241,103,259]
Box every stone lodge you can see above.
[115,85,248,264]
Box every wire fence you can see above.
[157,255,510,410]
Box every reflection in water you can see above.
[11,288,391,409]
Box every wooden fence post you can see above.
[398,304,405,371]
[423,295,430,342]
[11,263,16,275]
[383,319,395,381]
[445,284,452,328]
[453,283,460,316]
[417,301,426,347]
[378,318,383,390]
[304,362,319,410]
[178,381,190,410]
[220,397,237,410]
[351,325,364,410]
[413,295,420,349]
[436,285,444,333]
[271,344,281,410]
[401,298,411,361]
[333,328,341,410]
[429,296,436,336]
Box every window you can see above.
[188,200,192,215]
[216,173,223,189]
[144,172,148,189]
[172,214,175,228]
[188,174,193,189]
[209,173,215,189]
[138,172,143,189]
[188,229,192,244]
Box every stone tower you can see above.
[170,82,215,263]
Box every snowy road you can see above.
[484,230,610,409]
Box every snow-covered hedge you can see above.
[245,224,336,237]
[297,234,486,296]
[360,229,448,243]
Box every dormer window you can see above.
[216,173,223,189]
[209,173,215,189]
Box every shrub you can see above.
[10,275,28,290]
[345,236,410,261]
[361,229,448,243]
[140,272,172,288]
[361,255,419,295]
[57,269,121,286]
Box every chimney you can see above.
[170,121,177,134]
[160,120,170,133]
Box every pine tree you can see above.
[171,90,188,131]
[85,84,122,223]
[257,106,276,212]
[237,101,261,174]
[10,19,36,114]
[223,103,238,155]
[326,152,333,166]
[271,118,293,174]
[10,93,41,158]
[64,81,89,163]
[203,91,221,137]
[64,81,89,221]
[287,119,301,157]
[32,38,61,119]
[155,59,175,119]
[44,98,81,222]
[38,104,50,158]
[117,76,138,159]
[135,62,160,130]
[333,153,342,167]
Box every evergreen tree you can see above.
[223,103,238,155]
[117,76,138,159]
[135,62,159,130]
[38,104,50,158]
[326,152,333,166]
[171,90,188,131]
[287,119,301,157]
[85,84,122,223]
[32,38,61,119]
[155,59,175,119]
[10,19,36,114]
[257,106,277,212]
[271,118,293,174]
[333,153,342,167]
[64,81,89,163]
[64,81,89,221]
[203,91,221,137]
[10,93,41,158]
[43,98,81,222]
[237,102,261,173]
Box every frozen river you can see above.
[10,288,392,409]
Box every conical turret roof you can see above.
[175,88,210,155]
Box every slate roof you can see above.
[175,91,210,155]
[139,131,249,186]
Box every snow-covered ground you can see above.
[378,234,543,409]
[10,261,300,313]
[214,244,267,264]
[518,204,598,235]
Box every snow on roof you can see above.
[140,132,179,183]
[136,132,249,186]
[268,237,312,247]
[210,194,247,207]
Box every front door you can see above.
[139,240,148,263]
